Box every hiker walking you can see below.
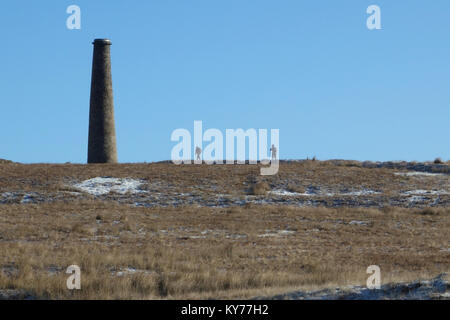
[195,146,202,161]
[270,144,277,160]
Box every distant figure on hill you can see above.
[270,144,277,160]
[195,146,202,161]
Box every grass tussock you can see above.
[249,182,270,195]
[417,207,447,216]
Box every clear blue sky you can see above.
[1,1,449,163]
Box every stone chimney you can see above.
[87,39,118,163]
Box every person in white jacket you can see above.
[270,144,277,160]
[195,146,202,161]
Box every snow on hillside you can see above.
[74,177,146,196]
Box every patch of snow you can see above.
[226,234,248,239]
[403,190,449,196]
[278,230,296,235]
[258,230,296,238]
[111,267,153,277]
[342,190,380,196]
[0,192,19,203]
[407,196,427,203]
[63,191,81,195]
[394,172,444,177]
[20,194,35,204]
[189,235,207,239]
[269,189,304,197]
[73,177,147,196]
[349,220,369,226]
[269,189,380,197]
[1,192,15,198]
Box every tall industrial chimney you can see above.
[87,39,118,163]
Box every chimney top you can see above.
[92,39,112,45]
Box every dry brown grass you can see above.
[0,161,447,200]
[0,161,448,299]
[0,200,448,299]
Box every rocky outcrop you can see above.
[0,289,36,300]
[256,274,450,300]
